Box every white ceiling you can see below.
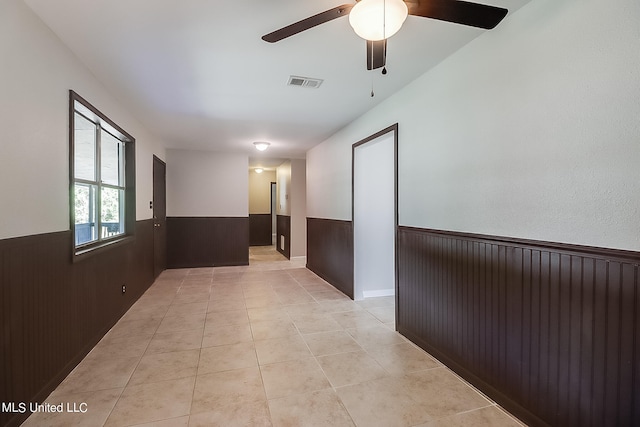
[24,0,529,165]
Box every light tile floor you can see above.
[22,246,526,427]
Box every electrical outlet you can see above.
[122,284,126,294]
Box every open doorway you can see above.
[271,182,277,245]
[248,166,287,262]
[352,124,398,306]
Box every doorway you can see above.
[352,125,398,302]
[271,182,277,245]
[153,155,167,278]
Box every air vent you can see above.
[287,75,323,89]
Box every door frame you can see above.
[351,123,398,321]
[153,155,167,278]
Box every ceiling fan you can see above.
[262,0,508,72]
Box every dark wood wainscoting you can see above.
[250,214,272,246]
[0,220,155,427]
[276,215,291,259]
[166,217,249,268]
[306,217,354,299]
[397,226,640,427]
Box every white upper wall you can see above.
[166,149,248,217]
[0,0,167,240]
[307,0,640,251]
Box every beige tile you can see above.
[254,335,312,365]
[299,283,336,293]
[331,311,383,329]
[208,297,246,313]
[165,301,208,316]
[303,331,363,356]
[129,349,199,385]
[367,306,396,323]
[146,329,204,354]
[198,342,258,375]
[401,368,492,418]
[205,308,249,326]
[191,367,266,414]
[105,317,161,340]
[367,342,441,374]
[245,293,282,309]
[169,295,206,305]
[156,312,206,334]
[346,325,406,349]
[121,304,169,322]
[91,333,152,359]
[202,323,253,347]
[290,313,343,334]
[311,290,351,302]
[188,400,272,427]
[284,302,326,316]
[276,290,316,305]
[130,416,190,426]
[356,296,395,309]
[317,350,388,388]
[210,285,244,299]
[22,388,121,427]
[53,355,139,395]
[248,306,291,322]
[417,405,524,427]
[269,389,355,427]
[105,376,195,426]
[250,319,298,340]
[337,375,433,427]
[260,358,331,399]
[318,300,364,313]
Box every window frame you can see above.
[69,90,136,261]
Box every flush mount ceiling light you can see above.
[255,168,264,173]
[253,141,271,151]
[349,0,408,41]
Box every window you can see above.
[70,91,135,258]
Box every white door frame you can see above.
[352,124,398,310]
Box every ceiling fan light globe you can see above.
[348,0,408,41]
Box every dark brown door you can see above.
[153,155,167,278]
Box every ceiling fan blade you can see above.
[406,0,508,30]
[262,4,354,43]
[366,39,387,70]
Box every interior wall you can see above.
[290,159,307,257]
[249,169,276,214]
[276,160,291,216]
[166,149,248,217]
[0,0,167,241]
[307,0,640,252]
[0,2,166,425]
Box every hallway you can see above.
[22,250,523,426]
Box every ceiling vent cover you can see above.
[287,75,323,89]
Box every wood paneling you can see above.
[166,217,249,268]
[276,215,291,259]
[306,217,354,298]
[0,220,155,427]
[397,226,640,427]
[250,214,272,246]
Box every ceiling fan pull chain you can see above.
[371,74,375,97]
